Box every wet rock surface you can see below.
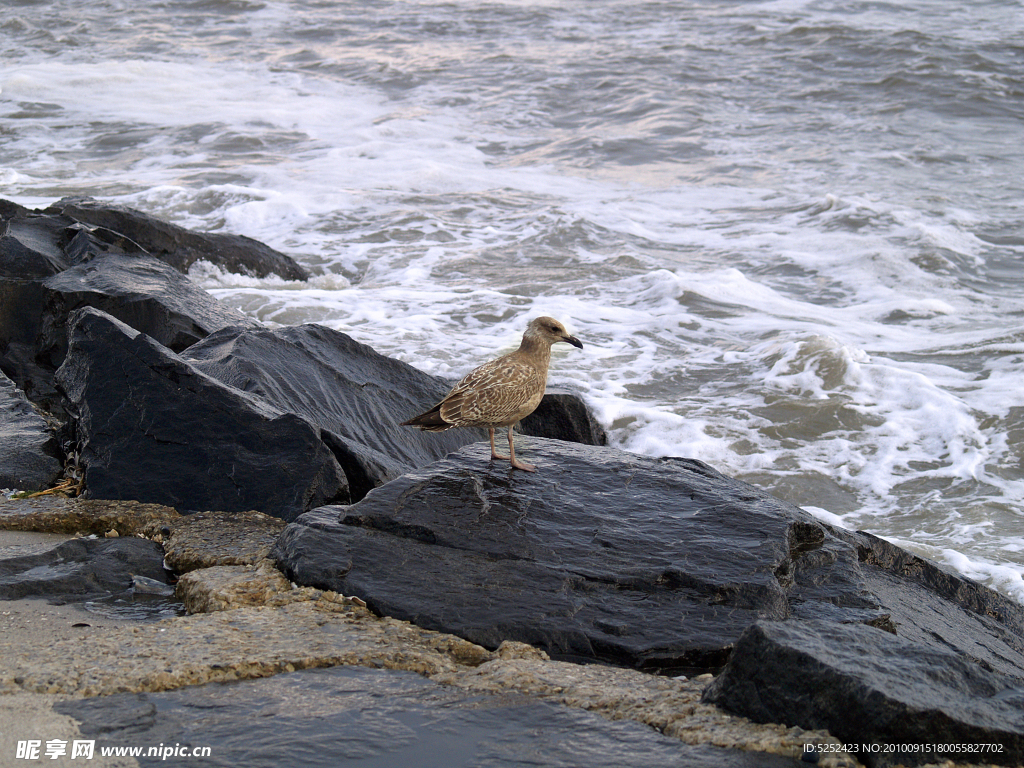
[822,526,1024,681]
[274,438,1024,755]
[2,495,1002,767]
[703,619,1024,768]
[55,665,798,768]
[55,307,348,520]
[0,370,62,491]
[0,536,170,602]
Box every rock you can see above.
[273,438,1024,679]
[1,204,70,278]
[273,441,815,669]
[520,388,607,446]
[0,530,75,560]
[0,597,473,696]
[496,640,550,661]
[184,323,490,500]
[0,536,170,602]
[702,619,1024,768]
[54,307,347,520]
[0,370,62,491]
[44,250,258,350]
[54,665,801,768]
[821,525,1024,681]
[42,196,309,280]
[2,200,260,411]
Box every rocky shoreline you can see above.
[2,198,1021,767]
[0,496,846,768]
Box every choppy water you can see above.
[2,0,1023,602]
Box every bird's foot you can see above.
[509,458,537,472]
[490,451,510,461]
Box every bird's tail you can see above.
[400,405,451,432]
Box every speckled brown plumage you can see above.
[402,317,583,471]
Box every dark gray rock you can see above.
[702,619,1024,768]
[821,526,1024,680]
[1,201,260,412]
[56,665,796,768]
[273,440,842,670]
[0,370,62,491]
[54,307,347,520]
[274,438,1024,677]
[520,388,607,446]
[43,251,258,352]
[42,196,309,280]
[0,536,169,602]
[0,204,71,278]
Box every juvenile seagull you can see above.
[401,317,583,472]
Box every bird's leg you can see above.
[507,425,536,472]
[489,428,510,461]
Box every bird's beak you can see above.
[564,334,583,349]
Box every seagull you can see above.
[401,317,583,471]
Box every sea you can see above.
[2,0,1023,604]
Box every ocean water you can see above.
[2,0,1023,603]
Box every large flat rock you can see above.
[273,440,861,670]
[0,536,169,603]
[274,438,1024,680]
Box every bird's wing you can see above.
[439,355,543,426]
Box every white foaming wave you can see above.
[942,551,1024,605]
[0,168,32,186]
[801,505,851,529]
[0,59,378,133]
[1,59,526,244]
[588,269,997,503]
